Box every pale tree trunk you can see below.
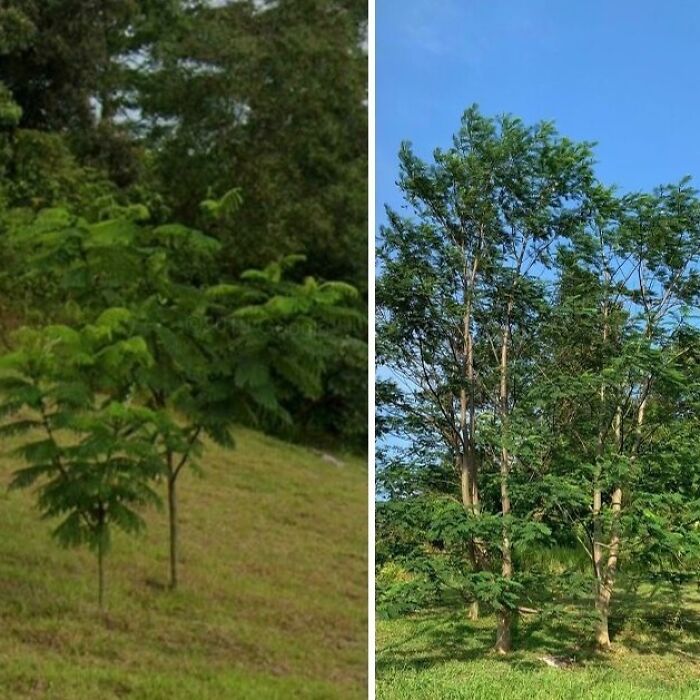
[592,298,608,576]
[595,256,660,648]
[461,446,481,620]
[595,485,621,648]
[596,386,648,648]
[461,289,482,620]
[495,323,513,654]
[465,310,480,514]
[464,438,481,620]
[593,299,609,646]
[460,387,473,514]
[458,448,480,621]
[460,327,480,516]
[595,407,622,648]
[496,447,513,653]
[591,277,621,648]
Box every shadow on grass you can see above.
[144,577,169,591]
[376,611,494,673]
[377,611,613,676]
[610,587,700,660]
[378,586,700,675]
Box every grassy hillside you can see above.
[0,427,367,699]
[377,594,700,700]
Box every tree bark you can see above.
[460,308,479,512]
[457,450,480,620]
[167,456,179,590]
[495,324,514,654]
[595,484,621,649]
[97,536,105,611]
[593,290,610,647]
[496,608,512,654]
[461,297,482,620]
[465,319,480,513]
[596,388,647,648]
[460,437,473,510]
[595,580,613,648]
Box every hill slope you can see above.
[0,427,368,699]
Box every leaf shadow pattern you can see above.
[612,600,700,659]
[376,609,605,675]
[516,614,600,665]
[376,612,493,674]
[377,589,700,677]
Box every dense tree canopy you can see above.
[0,0,368,286]
[377,106,700,653]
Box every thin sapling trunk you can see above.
[167,460,178,590]
[164,426,201,590]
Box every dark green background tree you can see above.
[0,0,367,451]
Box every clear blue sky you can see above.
[377,0,700,225]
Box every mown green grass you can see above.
[0,427,368,699]
[377,590,700,700]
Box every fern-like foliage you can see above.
[0,313,160,606]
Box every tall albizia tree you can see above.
[541,180,700,649]
[377,106,595,652]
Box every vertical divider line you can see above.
[368,0,377,696]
